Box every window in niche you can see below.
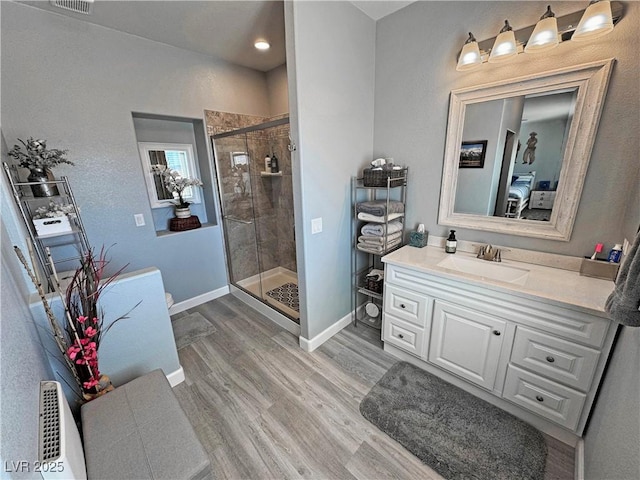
[138,142,201,208]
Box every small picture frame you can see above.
[459,140,487,168]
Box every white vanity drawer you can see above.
[384,283,430,327]
[382,314,425,357]
[511,327,600,391]
[503,365,586,430]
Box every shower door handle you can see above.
[225,215,253,225]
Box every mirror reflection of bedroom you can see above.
[454,88,577,222]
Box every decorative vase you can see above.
[82,375,115,402]
[175,206,191,218]
[27,168,59,197]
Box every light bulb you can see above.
[456,32,482,71]
[525,6,559,53]
[254,40,270,50]
[488,21,517,63]
[572,0,614,41]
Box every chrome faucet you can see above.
[477,244,502,262]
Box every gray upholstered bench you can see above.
[81,369,211,480]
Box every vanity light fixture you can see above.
[254,40,270,50]
[488,20,518,63]
[455,1,623,71]
[525,5,559,53]
[572,0,614,41]
[456,33,482,71]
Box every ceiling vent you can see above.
[50,0,94,15]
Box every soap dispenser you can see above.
[445,230,457,254]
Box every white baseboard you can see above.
[299,311,352,352]
[168,285,230,315]
[166,366,185,387]
[575,438,585,480]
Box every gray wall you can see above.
[267,64,289,116]
[288,0,376,339]
[1,136,54,479]
[584,326,640,480]
[374,1,640,256]
[1,1,274,303]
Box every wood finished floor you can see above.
[172,295,574,480]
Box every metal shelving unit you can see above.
[351,168,408,330]
[3,162,90,291]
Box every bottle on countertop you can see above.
[264,155,271,172]
[270,154,279,173]
[445,230,457,254]
[608,244,623,263]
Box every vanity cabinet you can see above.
[381,258,617,442]
[429,300,506,390]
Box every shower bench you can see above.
[81,369,211,480]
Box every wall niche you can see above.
[132,112,218,234]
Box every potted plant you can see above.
[31,201,76,236]
[151,164,203,218]
[8,137,74,197]
[14,246,137,402]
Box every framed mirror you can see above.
[438,59,614,241]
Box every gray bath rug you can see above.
[360,362,547,480]
[171,312,217,350]
[266,282,299,312]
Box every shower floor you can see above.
[236,267,299,322]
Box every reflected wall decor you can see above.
[459,140,487,168]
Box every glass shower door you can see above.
[211,118,299,323]
[213,133,263,298]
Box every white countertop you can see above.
[382,245,616,316]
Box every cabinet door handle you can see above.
[536,395,544,402]
[400,304,406,309]
[492,330,501,336]
[398,333,404,339]
[546,356,555,363]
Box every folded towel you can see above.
[361,220,403,237]
[357,237,401,254]
[357,212,404,223]
[356,200,405,217]
[366,269,384,281]
[605,232,640,327]
[358,231,402,246]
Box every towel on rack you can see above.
[357,237,401,254]
[358,232,402,246]
[357,212,404,223]
[605,232,640,327]
[361,220,403,237]
[356,200,405,217]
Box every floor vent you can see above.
[50,0,94,15]
[39,381,61,462]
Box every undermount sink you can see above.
[437,255,530,286]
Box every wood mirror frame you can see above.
[438,59,614,241]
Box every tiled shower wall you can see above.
[206,111,296,284]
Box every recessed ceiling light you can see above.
[254,40,270,50]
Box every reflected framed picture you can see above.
[459,140,487,168]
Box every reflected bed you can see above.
[506,172,536,219]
